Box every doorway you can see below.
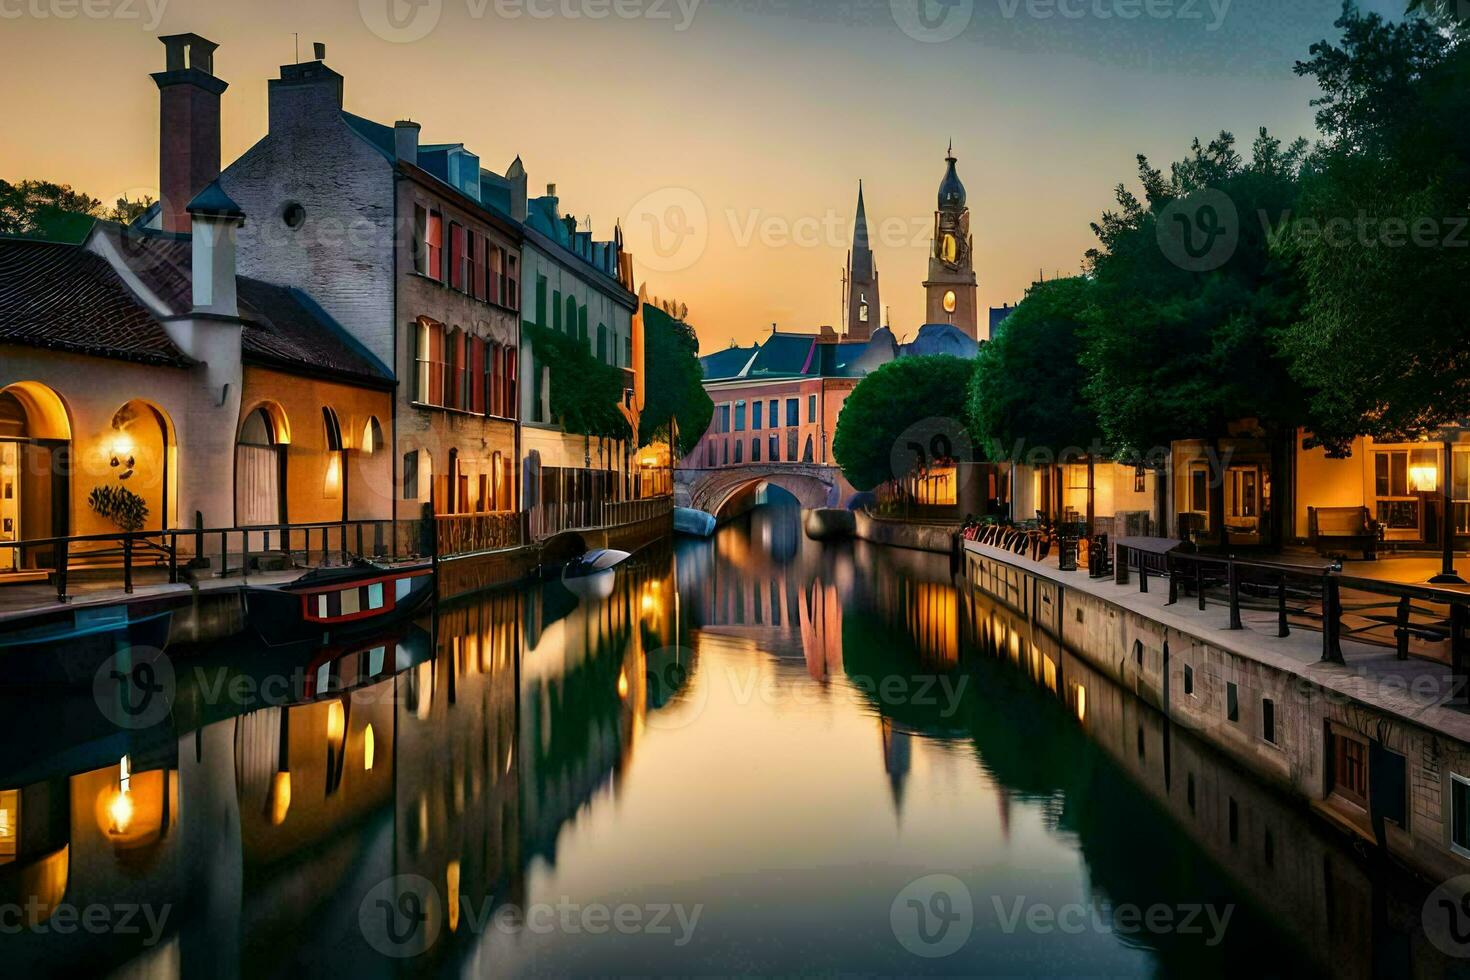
[237,406,287,527]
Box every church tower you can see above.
[923,143,980,339]
[844,181,880,341]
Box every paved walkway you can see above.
[964,540,1470,745]
[0,568,304,624]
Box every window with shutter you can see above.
[413,205,428,275]
[450,223,466,291]
[505,345,518,419]
[470,233,485,300]
[471,337,486,414]
[425,212,443,281]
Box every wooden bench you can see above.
[1308,506,1379,560]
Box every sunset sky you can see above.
[2,0,1404,350]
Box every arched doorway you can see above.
[237,403,290,527]
[0,382,72,573]
[106,400,177,533]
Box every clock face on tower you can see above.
[943,290,957,314]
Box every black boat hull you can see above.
[243,562,435,647]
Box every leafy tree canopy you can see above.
[0,179,152,242]
[833,354,977,492]
[639,304,714,458]
[1081,128,1309,459]
[967,276,1100,463]
[1275,8,1470,450]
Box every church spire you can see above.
[845,180,879,341]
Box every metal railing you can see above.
[434,511,527,557]
[1112,543,1470,681]
[0,518,403,604]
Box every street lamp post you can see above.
[1430,431,1465,585]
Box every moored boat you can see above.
[243,558,434,647]
[0,600,176,687]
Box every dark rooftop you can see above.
[0,238,191,367]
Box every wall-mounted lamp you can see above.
[110,433,136,478]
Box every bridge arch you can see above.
[677,465,841,520]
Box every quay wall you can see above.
[854,512,957,555]
[963,540,1470,886]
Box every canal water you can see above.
[0,499,1451,977]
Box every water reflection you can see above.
[0,502,1452,977]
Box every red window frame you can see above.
[504,344,518,420]
[470,337,486,414]
[449,223,466,292]
[425,212,444,282]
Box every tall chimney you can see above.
[153,34,227,235]
[394,120,420,167]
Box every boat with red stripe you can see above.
[243,558,434,647]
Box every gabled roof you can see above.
[700,329,899,382]
[0,237,191,367]
[340,110,396,160]
[94,225,392,386]
[701,343,758,381]
[745,332,819,378]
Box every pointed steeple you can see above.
[844,180,880,341]
[851,180,873,275]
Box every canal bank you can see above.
[962,538,1470,885]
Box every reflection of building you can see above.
[879,717,912,816]
[964,586,1442,979]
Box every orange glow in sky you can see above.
[2,2,1387,349]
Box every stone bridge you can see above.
[675,464,845,517]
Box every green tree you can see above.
[1275,8,1470,449]
[525,323,631,441]
[1080,129,1308,542]
[0,179,154,242]
[967,277,1100,461]
[639,304,714,458]
[1081,130,1308,457]
[833,355,977,492]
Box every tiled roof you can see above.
[97,226,391,385]
[0,237,191,367]
[237,279,393,385]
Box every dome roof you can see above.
[938,146,966,211]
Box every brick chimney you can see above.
[152,34,227,235]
